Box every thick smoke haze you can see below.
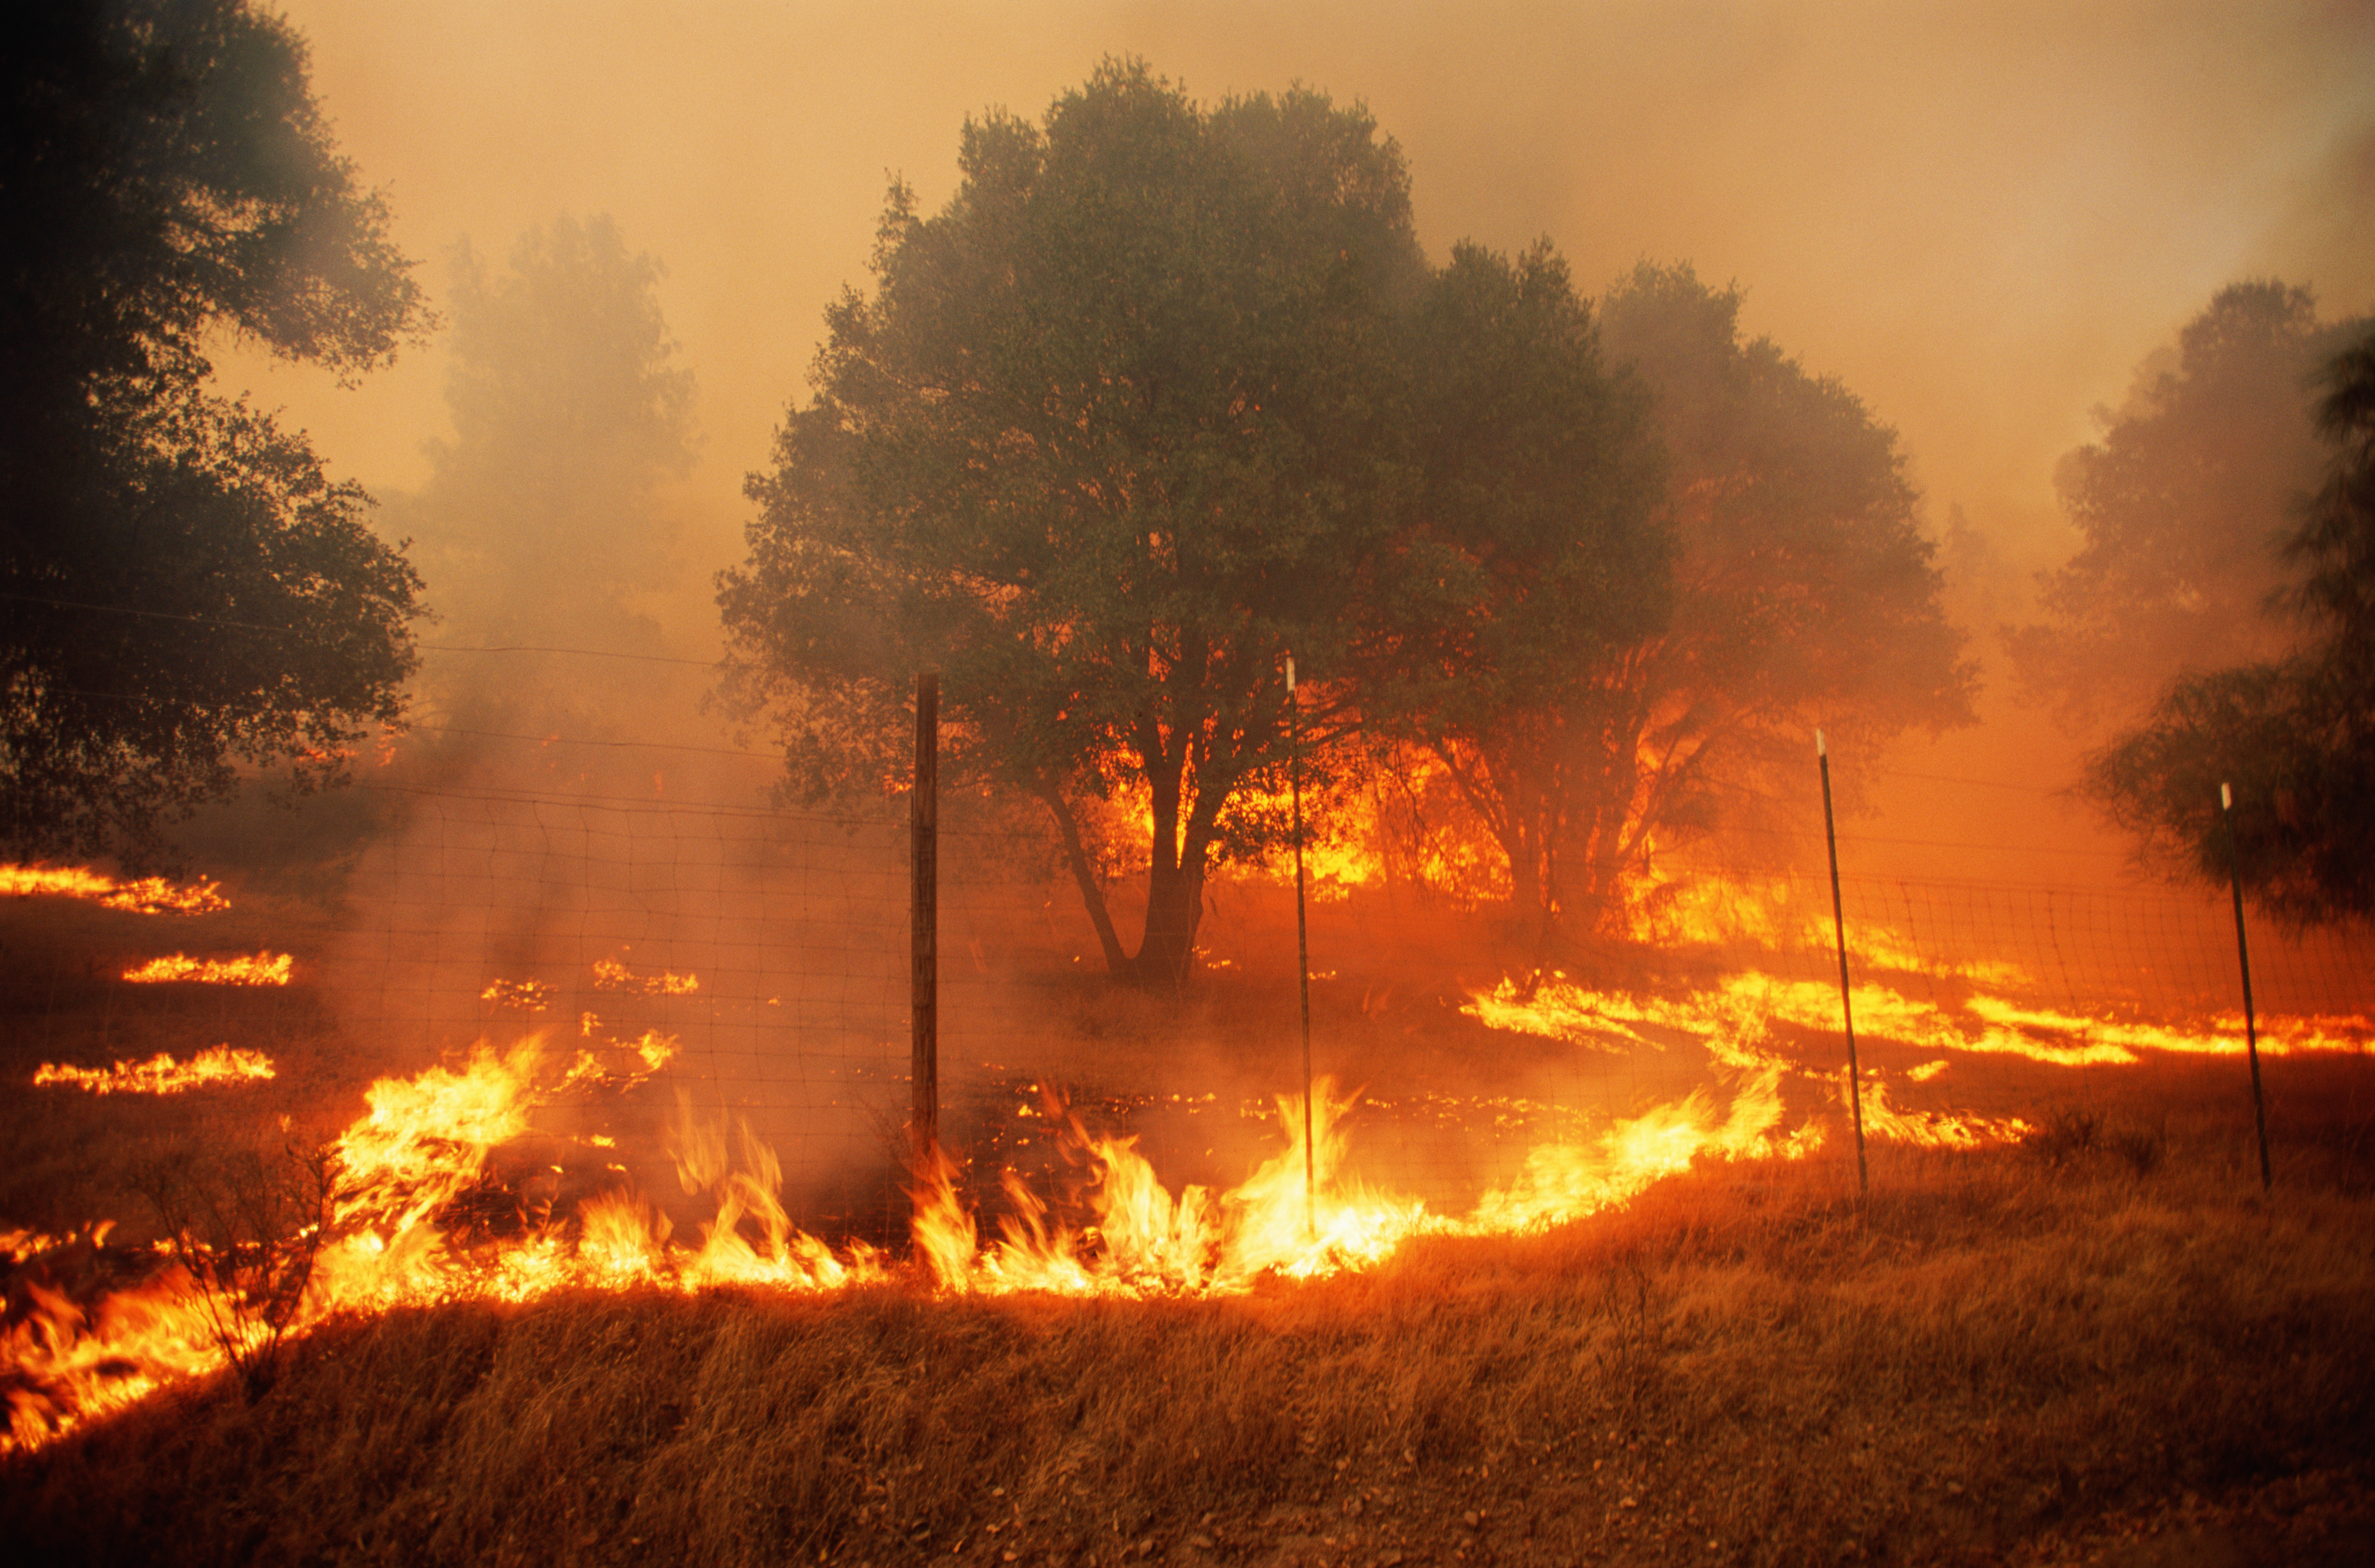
[210,0,2375,883]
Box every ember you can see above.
[590,957,699,995]
[480,978,555,1011]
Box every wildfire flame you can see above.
[480,978,555,1012]
[4,1037,885,1450]
[591,957,699,995]
[121,951,293,987]
[4,1032,1897,1451]
[1465,971,2370,1072]
[32,1045,276,1095]
[1,864,228,914]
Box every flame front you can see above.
[31,901,2257,1450]
[32,1045,276,1095]
[6,1039,886,1450]
[1,863,229,914]
[1465,970,2370,1071]
[7,1035,1902,1450]
[122,951,293,986]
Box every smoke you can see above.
[151,3,2375,1219]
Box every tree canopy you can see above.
[1,0,430,861]
[2084,322,2375,925]
[1528,262,1973,930]
[2009,282,2366,731]
[1351,241,1670,941]
[724,69,1979,979]
[721,62,1425,986]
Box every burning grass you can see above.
[0,865,228,916]
[1465,970,2375,1071]
[31,1046,276,1096]
[119,952,294,987]
[4,1141,2372,1567]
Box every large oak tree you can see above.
[720,62,1424,987]
[1,0,430,861]
[1573,263,1973,929]
[1353,241,1670,945]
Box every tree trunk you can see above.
[1040,789,1132,977]
[1134,852,1207,992]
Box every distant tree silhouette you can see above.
[1551,262,1975,931]
[2085,324,2375,925]
[2009,282,2367,733]
[395,214,697,661]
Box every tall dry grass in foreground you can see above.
[4,1137,2372,1568]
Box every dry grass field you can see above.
[5,875,2374,1567]
[6,1132,2374,1568]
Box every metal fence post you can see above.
[912,671,939,1180]
[2220,783,2272,1192]
[1818,730,1869,1202]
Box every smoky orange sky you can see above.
[217,0,2375,884]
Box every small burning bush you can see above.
[133,1142,335,1401]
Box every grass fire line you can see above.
[31,1046,276,1096]
[0,864,228,915]
[7,1135,2373,1567]
[3,989,2041,1459]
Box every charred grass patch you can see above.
[6,1142,2373,1568]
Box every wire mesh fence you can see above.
[171,748,2368,1248]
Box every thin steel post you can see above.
[1817,731,1869,1201]
[1289,655,1315,1241]
[2220,783,2273,1192]
[911,672,939,1181]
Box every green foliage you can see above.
[1542,262,1975,926]
[2084,323,2375,925]
[1,0,431,862]
[721,61,1425,985]
[2010,282,2366,731]
[1354,241,1670,936]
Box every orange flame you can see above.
[32,1045,276,1095]
[480,977,555,1012]
[1,864,228,914]
[121,952,293,986]
[1850,1075,2034,1150]
[591,957,699,995]
[3,1035,891,1450]
[0,989,2053,1450]
[910,1083,1430,1295]
[1465,971,2370,1072]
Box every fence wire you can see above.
[249,758,2375,1243]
